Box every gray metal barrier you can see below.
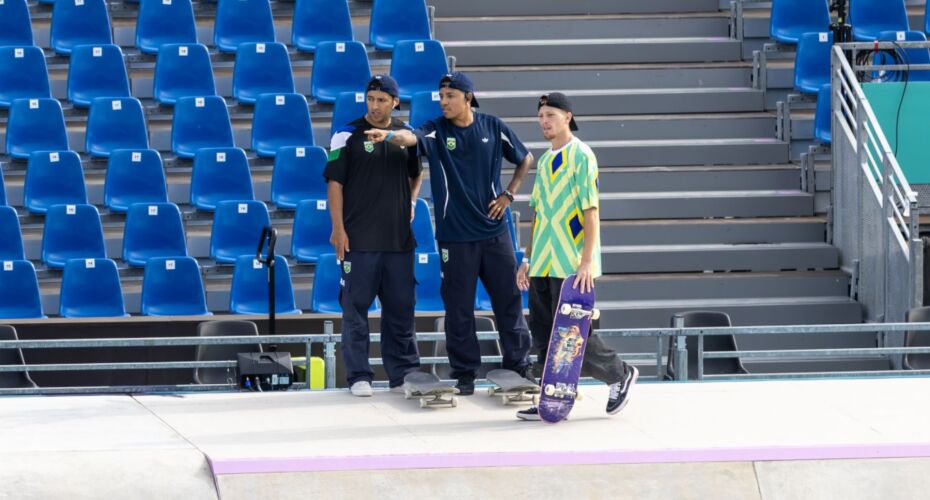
[3,321,930,395]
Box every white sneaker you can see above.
[350,381,373,397]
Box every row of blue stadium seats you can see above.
[0,38,449,108]
[0,89,442,161]
[0,197,439,268]
[0,251,446,318]
[771,0,922,44]
[0,0,431,54]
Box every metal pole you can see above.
[324,320,336,389]
[304,339,312,390]
[672,314,687,381]
[697,332,705,381]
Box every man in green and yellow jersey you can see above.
[515,93,638,421]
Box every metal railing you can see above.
[3,321,930,395]
[830,43,924,338]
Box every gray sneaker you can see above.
[350,380,373,397]
[389,384,407,394]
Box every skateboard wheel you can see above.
[404,389,412,399]
[591,308,601,321]
[533,394,540,405]
[487,387,496,397]
[501,396,510,406]
[451,397,458,408]
[560,303,572,315]
[544,384,555,396]
[419,399,428,408]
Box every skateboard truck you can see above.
[560,303,600,320]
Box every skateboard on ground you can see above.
[538,275,600,423]
[404,372,458,408]
[486,369,539,405]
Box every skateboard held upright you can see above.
[537,276,599,423]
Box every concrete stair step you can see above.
[601,242,840,273]
[595,271,850,301]
[430,0,721,16]
[444,37,743,65]
[522,138,789,167]
[435,14,730,41]
[514,189,813,220]
[505,113,776,141]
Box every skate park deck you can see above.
[3,377,930,499]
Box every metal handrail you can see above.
[4,322,930,395]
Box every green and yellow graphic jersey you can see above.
[528,137,601,279]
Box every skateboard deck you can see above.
[538,276,599,423]
[486,369,539,405]
[404,372,458,408]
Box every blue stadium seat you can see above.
[850,0,909,41]
[291,199,333,263]
[291,0,353,53]
[271,146,328,209]
[0,260,45,319]
[172,96,235,158]
[0,47,51,108]
[769,0,830,44]
[369,0,431,50]
[409,91,442,129]
[67,44,131,108]
[59,258,128,318]
[230,255,301,315]
[141,256,210,316]
[50,0,113,55]
[210,200,271,264]
[0,0,34,47]
[85,97,150,157]
[794,32,833,94]
[191,147,255,210]
[330,92,368,137]
[414,252,443,312]
[42,203,107,268]
[251,93,314,157]
[6,98,69,160]
[310,253,381,313]
[214,0,275,53]
[310,41,372,103]
[153,44,217,105]
[104,149,169,213]
[24,150,88,214]
[874,31,930,82]
[412,198,437,253]
[814,84,831,145]
[0,207,25,261]
[122,202,188,266]
[136,0,198,54]
[310,253,341,313]
[232,42,295,105]
[391,40,448,101]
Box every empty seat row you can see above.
[0,248,449,319]
[0,36,448,109]
[8,0,430,55]
[0,194,438,266]
[771,0,914,44]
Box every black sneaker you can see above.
[516,406,541,421]
[606,365,639,415]
[455,376,475,396]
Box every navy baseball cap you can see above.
[538,92,579,131]
[366,74,400,108]
[439,71,480,108]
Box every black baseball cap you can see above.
[538,92,579,131]
[367,75,401,107]
[439,71,480,108]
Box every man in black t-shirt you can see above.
[324,75,423,396]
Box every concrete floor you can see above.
[2,377,930,499]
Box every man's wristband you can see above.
[502,190,515,202]
[521,257,530,265]
[385,131,395,142]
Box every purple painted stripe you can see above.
[210,442,930,475]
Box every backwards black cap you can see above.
[538,92,579,131]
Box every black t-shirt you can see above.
[323,116,422,252]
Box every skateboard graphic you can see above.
[404,372,458,408]
[538,276,600,423]
[486,369,539,405]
